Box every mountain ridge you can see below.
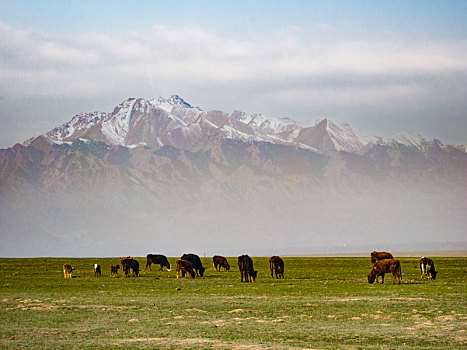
[20,95,463,156]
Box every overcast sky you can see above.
[1,0,466,148]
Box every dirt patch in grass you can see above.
[113,336,294,349]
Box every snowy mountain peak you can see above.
[383,132,427,148]
[167,95,192,108]
[312,118,378,153]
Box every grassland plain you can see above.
[0,257,466,349]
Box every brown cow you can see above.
[370,251,394,283]
[213,255,230,272]
[176,259,196,279]
[120,256,133,263]
[94,264,101,278]
[368,259,402,285]
[269,256,284,279]
[420,257,437,280]
[63,263,74,279]
[238,255,257,282]
[370,251,394,264]
[110,264,120,277]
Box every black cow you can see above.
[213,255,230,271]
[176,259,196,279]
[181,254,205,277]
[145,254,171,271]
[420,257,437,280]
[94,264,101,278]
[238,255,257,282]
[269,256,284,278]
[121,258,140,277]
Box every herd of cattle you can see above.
[62,252,438,285]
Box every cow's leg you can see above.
[381,273,385,284]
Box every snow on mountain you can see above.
[31,95,460,156]
[45,111,107,142]
[321,119,378,153]
[231,110,304,141]
[295,119,377,154]
[101,98,137,145]
[382,132,428,148]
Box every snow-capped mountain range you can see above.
[25,95,454,155]
[2,95,466,257]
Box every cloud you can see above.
[1,21,467,146]
[1,21,467,97]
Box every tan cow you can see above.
[63,263,74,279]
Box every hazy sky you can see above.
[1,0,466,148]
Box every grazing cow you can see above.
[110,264,120,277]
[121,258,140,277]
[420,257,437,280]
[94,264,101,278]
[63,264,74,279]
[145,254,171,272]
[368,259,402,285]
[269,256,284,279]
[213,255,230,272]
[181,254,205,277]
[176,259,196,279]
[370,251,394,283]
[238,255,257,282]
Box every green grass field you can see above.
[1,257,466,349]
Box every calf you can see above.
[94,264,101,278]
[63,263,74,279]
[121,258,140,277]
[238,255,257,282]
[181,254,205,277]
[213,255,230,272]
[176,259,196,279]
[145,254,171,271]
[368,259,402,285]
[269,256,284,279]
[420,257,437,280]
[110,264,120,277]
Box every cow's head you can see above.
[431,270,438,280]
[367,273,376,284]
[199,266,206,277]
[225,262,230,271]
[166,261,171,272]
[250,270,258,282]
